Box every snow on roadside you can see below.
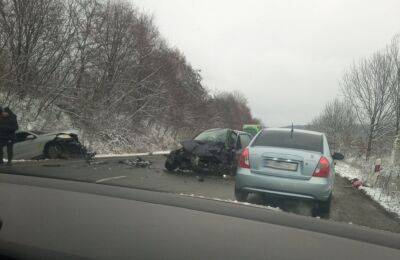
[362,186,400,219]
[335,161,400,219]
[6,159,47,164]
[335,162,363,180]
[95,150,170,158]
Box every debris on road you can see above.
[196,175,204,182]
[88,160,108,166]
[41,164,62,167]
[118,157,152,168]
[222,174,234,180]
[351,178,363,189]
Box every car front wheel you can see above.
[165,159,179,171]
[45,142,62,159]
[234,187,249,202]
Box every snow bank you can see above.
[83,123,181,155]
[362,186,400,219]
[0,93,73,131]
[335,161,400,218]
[335,162,363,180]
[96,150,170,158]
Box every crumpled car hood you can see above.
[181,140,225,157]
[39,129,80,138]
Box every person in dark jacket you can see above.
[0,107,18,165]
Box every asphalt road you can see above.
[2,155,400,233]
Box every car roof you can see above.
[203,128,250,135]
[264,127,324,136]
[202,128,227,132]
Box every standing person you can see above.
[0,107,18,165]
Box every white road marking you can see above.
[95,175,126,183]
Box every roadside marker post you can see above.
[372,159,382,198]
[374,158,381,174]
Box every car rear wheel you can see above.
[45,143,62,159]
[234,187,248,202]
[313,195,332,218]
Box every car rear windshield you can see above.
[251,130,323,152]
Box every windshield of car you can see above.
[252,130,323,153]
[0,0,399,243]
[194,129,228,143]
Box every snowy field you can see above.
[335,161,400,218]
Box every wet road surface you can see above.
[2,155,399,233]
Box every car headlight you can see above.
[56,134,73,139]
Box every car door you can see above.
[12,132,42,160]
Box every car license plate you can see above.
[264,159,298,171]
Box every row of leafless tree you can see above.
[0,0,258,151]
[309,35,400,160]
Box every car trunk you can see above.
[249,147,322,180]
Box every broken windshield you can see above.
[194,129,228,143]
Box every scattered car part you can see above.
[88,160,108,166]
[119,157,152,168]
[351,178,363,189]
[41,164,62,167]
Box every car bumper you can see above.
[235,168,333,201]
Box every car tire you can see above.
[314,195,332,219]
[234,187,248,202]
[165,159,178,171]
[45,143,62,159]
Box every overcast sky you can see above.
[134,0,400,127]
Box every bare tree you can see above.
[308,99,356,152]
[0,0,260,152]
[342,52,394,160]
[0,0,75,120]
[388,35,400,135]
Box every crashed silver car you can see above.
[4,130,90,160]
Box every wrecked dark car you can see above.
[165,128,252,175]
[5,130,93,160]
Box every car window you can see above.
[194,129,228,143]
[15,132,31,142]
[252,130,323,153]
[324,136,331,156]
[239,134,251,148]
[236,135,242,149]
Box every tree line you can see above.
[308,35,400,160]
[0,0,259,152]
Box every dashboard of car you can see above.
[0,173,399,259]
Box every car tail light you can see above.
[239,147,250,169]
[312,156,330,178]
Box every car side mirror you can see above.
[332,152,344,160]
